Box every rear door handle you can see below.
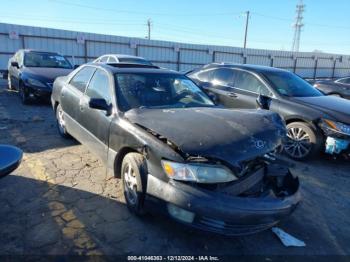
[227,92,238,98]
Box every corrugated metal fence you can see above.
[1,23,350,78]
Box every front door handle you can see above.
[227,92,238,98]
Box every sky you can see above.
[1,0,350,54]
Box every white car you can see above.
[93,54,153,66]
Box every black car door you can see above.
[76,68,114,164]
[207,68,239,107]
[60,66,96,139]
[194,68,239,107]
[224,69,274,109]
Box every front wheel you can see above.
[121,153,147,216]
[18,83,30,104]
[56,104,70,138]
[284,122,323,160]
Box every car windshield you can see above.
[117,58,153,65]
[263,71,323,97]
[24,52,72,69]
[115,73,215,111]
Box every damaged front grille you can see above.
[193,216,277,236]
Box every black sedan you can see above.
[313,77,350,99]
[7,49,74,104]
[51,62,300,236]
[187,63,350,160]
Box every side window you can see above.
[69,67,96,93]
[108,56,117,63]
[213,68,235,86]
[336,78,350,84]
[195,69,214,82]
[235,71,271,96]
[100,56,109,63]
[86,69,111,103]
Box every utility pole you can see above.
[243,11,250,49]
[147,18,152,40]
[291,0,305,52]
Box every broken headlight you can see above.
[161,160,237,183]
[320,119,350,136]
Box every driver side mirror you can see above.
[11,61,19,68]
[256,94,271,110]
[89,98,112,115]
[208,92,219,104]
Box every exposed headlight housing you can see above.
[161,160,237,183]
[320,119,350,136]
[27,78,47,88]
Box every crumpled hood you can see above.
[293,96,350,124]
[23,67,73,83]
[125,107,286,165]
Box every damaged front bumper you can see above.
[319,119,350,155]
[145,165,301,236]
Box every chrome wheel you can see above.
[123,163,138,205]
[284,127,312,159]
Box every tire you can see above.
[56,104,70,138]
[121,153,147,216]
[18,83,30,104]
[284,122,323,160]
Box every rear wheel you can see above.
[284,122,322,160]
[121,153,147,216]
[18,83,29,104]
[56,104,70,138]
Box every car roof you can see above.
[199,63,289,74]
[20,49,60,55]
[87,63,182,75]
[97,54,147,59]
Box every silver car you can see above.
[93,54,153,66]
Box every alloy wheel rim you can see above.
[284,127,312,158]
[123,163,138,205]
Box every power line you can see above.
[49,0,241,17]
[0,14,145,25]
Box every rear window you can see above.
[69,66,96,93]
[118,58,153,66]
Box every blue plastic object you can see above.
[325,137,350,155]
[0,145,23,178]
